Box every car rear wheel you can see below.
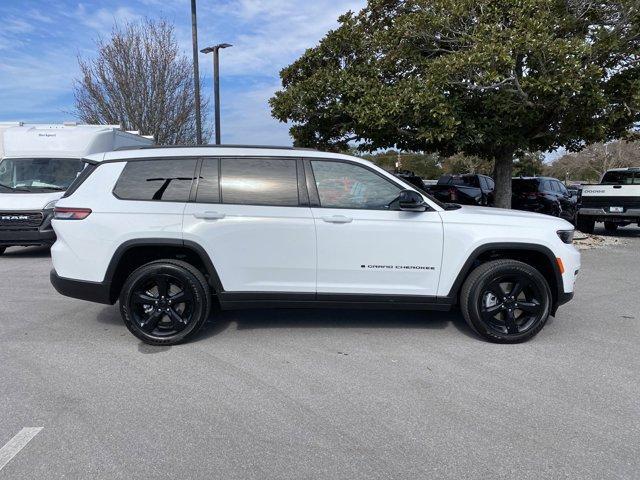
[576,215,595,234]
[119,259,211,345]
[460,260,552,343]
[604,222,618,232]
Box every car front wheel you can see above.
[460,259,552,343]
[119,259,212,345]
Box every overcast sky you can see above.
[0,0,366,145]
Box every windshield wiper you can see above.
[19,185,67,192]
[0,182,30,192]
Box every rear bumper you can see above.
[578,208,640,222]
[50,269,113,305]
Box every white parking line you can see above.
[0,427,43,471]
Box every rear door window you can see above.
[113,159,197,201]
[220,157,299,206]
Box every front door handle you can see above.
[321,215,353,224]
[194,211,226,220]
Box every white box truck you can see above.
[0,123,153,255]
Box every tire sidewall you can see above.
[119,263,208,345]
[465,262,552,343]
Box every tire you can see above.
[460,259,553,343]
[119,259,211,345]
[576,215,595,234]
[0,247,5,256]
[604,222,618,232]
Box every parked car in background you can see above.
[394,170,430,193]
[512,177,577,223]
[0,123,153,255]
[566,184,583,197]
[576,168,640,233]
[427,174,495,206]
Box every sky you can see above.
[0,0,366,145]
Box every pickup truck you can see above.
[576,167,640,233]
[427,174,495,206]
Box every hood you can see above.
[444,205,574,230]
[0,191,63,211]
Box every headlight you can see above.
[43,200,58,210]
[557,230,574,244]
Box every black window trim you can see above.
[107,154,439,210]
[304,157,436,212]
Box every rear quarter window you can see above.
[113,159,197,202]
[601,171,637,184]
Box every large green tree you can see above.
[270,0,640,207]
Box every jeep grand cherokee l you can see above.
[49,146,580,345]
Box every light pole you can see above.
[201,43,232,145]
[190,0,203,144]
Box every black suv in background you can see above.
[427,174,495,206]
[512,177,577,223]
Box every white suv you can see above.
[50,146,580,345]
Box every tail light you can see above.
[54,207,92,220]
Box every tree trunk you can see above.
[493,151,514,209]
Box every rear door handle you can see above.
[193,211,226,220]
[321,215,353,224]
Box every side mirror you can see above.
[398,190,428,212]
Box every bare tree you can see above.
[546,141,640,181]
[74,18,210,145]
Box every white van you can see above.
[0,123,153,255]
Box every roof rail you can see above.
[113,144,319,152]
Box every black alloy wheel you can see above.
[131,274,194,335]
[120,260,211,345]
[478,274,544,335]
[460,259,552,343]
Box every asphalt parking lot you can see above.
[1,226,639,479]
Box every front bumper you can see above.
[0,228,56,247]
[0,210,56,247]
[50,270,113,305]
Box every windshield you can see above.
[601,171,639,185]
[0,158,85,192]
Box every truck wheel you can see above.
[604,222,618,232]
[576,216,595,234]
[460,259,552,343]
[119,259,211,345]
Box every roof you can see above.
[89,145,373,165]
[606,167,640,172]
